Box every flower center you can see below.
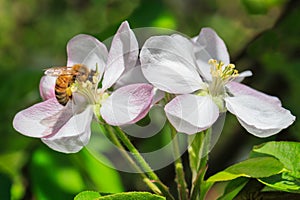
[70,66,110,120]
[208,59,239,97]
[209,59,239,81]
[71,73,98,103]
[196,59,239,112]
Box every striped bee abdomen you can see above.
[55,74,75,106]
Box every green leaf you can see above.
[97,192,165,200]
[230,179,266,199]
[252,141,300,178]
[259,172,300,193]
[74,191,101,200]
[75,191,165,200]
[217,177,249,200]
[207,157,284,182]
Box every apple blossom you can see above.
[140,28,295,136]
[13,21,155,153]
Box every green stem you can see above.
[104,125,161,195]
[170,123,189,200]
[113,126,175,200]
[190,157,208,200]
[189,129,211,200]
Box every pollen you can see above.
[209,59,239,81]
[70,83,78,93]
[66,87,73,97]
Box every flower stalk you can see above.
[103,124,162,195]
[169,123,189,200]
[113,126,175,200]
[188,129,213,200]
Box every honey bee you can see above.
[45,64,92,106]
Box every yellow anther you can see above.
[93,76,98,84]
[208,59,216,64]
[209,59,239,81]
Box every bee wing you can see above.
[44,66,73,76]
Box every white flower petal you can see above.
[233,70,252,82]
[196,28,230,64]
[67,34,108,79]
[140,35,203,94]
[225,95,295,137]
[13,98,68,138]
[166,114,204,134]
[237,118,286,138]
[101,83,154,126]
[194,28,230,81]
[226,82,282,106]
[114,66,148,89]
[165,94,219,134]
[118,21,139,70]
[39,76,56,100]
[42,106,93,153]
[102,21,138,90]
[191,35,198,43]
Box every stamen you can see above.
[70,84,78,93]
[71,77,100,105]
[209,59,239,81]
[93,76,99,84]
[206,59,240,98]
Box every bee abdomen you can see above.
[55,74,74,106]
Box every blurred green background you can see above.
[1,0,299,199]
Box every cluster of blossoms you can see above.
[13,21,295,153]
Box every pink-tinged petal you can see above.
[67,34,108,79]
[102,21,138,90]
[39,76,56,100]
[226,81,281,106]
[233,70,252,82]
[140,35,203,94]
[101,83,154,126]
[13,98,66,138]
[237,118,287,138]
[165,94,219,134]
[194,28,230,81]
[225,95,295,137]
[117,21,139,71]
[114,65,164,104]
[42,106,93,153]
